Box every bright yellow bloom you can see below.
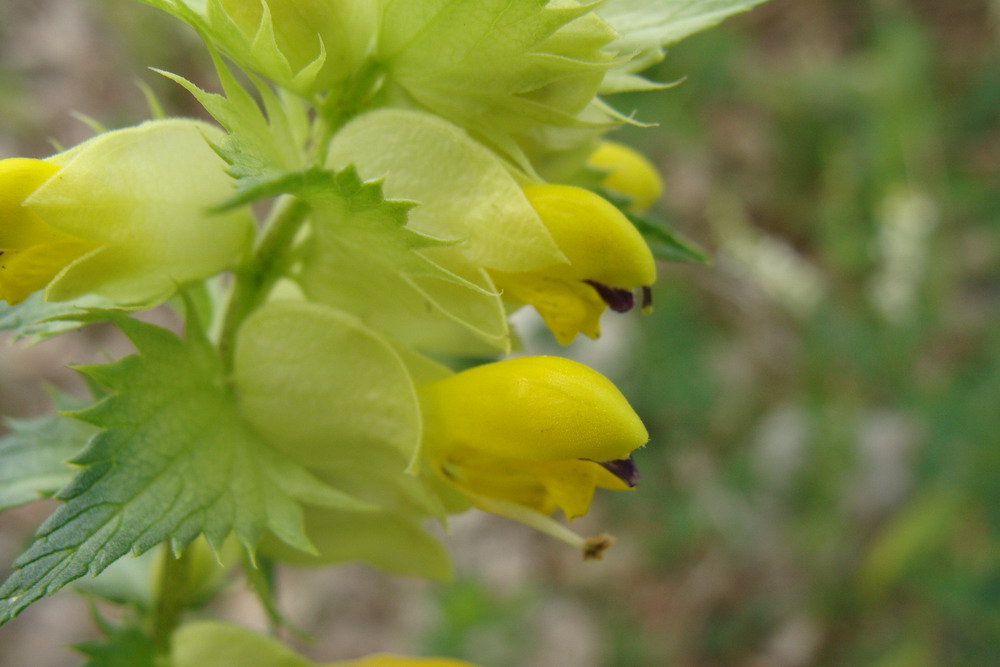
[489,185,656,344]
[0,159,96,304]
[419,356,647,528]
[587,140,664,212]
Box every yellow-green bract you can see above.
[0,119,252,307]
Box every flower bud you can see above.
[489,185,656,344]
[587,140,663,212]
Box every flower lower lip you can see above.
[584,280,635,312]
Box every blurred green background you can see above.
[2,0,999,665]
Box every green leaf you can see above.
[154,53,306,183]
[0,291,108,341]
[72,549,157,610]
[74,617,157,667]
[600,190,709,263]
[629,213,709,264]
[0,397,96,511]
[0,313,362,625]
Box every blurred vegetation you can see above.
[2,0,999,665]
[420,1,1000,665]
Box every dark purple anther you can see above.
[596,455,640,488]
[641,286,652,311]
[585,281,634,312]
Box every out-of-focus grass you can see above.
[425,1,998,665]
[582,1,1000,665]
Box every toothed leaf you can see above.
[0,397,96,511]
[0,314,362,625]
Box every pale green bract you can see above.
[235,301,455,578]
[598,0,771,91]
[293,165,511,354]
[139,0,378,98]
[235,301,423,468]
[327,109,565,274]
[28,119,254,307]
[137,0,771,172]
[598,0,770,54]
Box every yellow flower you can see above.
[489,185,656,344]
[0,158,96,304]
[587,140,664,213]
[419,356,647,552]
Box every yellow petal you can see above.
[489,184,657,344]
[587,141,664,212]
[420,356,648,464]
[523,184,656,288]
[490,270,604,344]
[0,239,96,305]
[0,158,61,249]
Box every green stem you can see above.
[151,544,191,654]
[217,196,312,372]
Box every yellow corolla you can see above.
[587,140,664,213]
[419,356,647,539]
[489,185,656,344]
[0,159,96,304]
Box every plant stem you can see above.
[217,195,312,372]
[151,544,191,654]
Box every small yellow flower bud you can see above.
[587,140,664,212]
[490,185,656,344]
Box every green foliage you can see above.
[0,312,362,624]
[587,3,1000,664]
[599,190,709,263]
[293,164,510,352]
[155,55,307,184]
[0,291,104,341]
[74,621,157,667]
[379,0,617,170]
[0,397,95,511]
